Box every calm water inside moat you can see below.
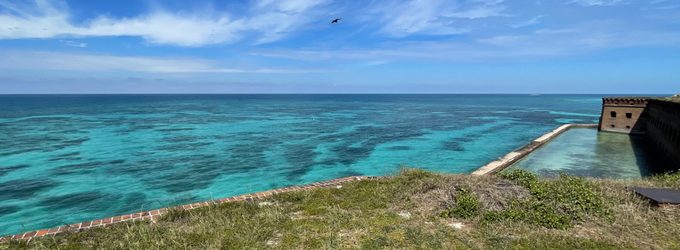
[0,94,644,235]
[510,127,653,179]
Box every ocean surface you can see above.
[0,94,604,235]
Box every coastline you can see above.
[0,123,596,241]
[0,176,380,242]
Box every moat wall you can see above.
[645,100,680,170]
[598,97,680,171]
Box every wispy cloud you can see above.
[254,22,680,62]
[0,50,329,73]
[0,0,329,46]
[58,40,87,48]
[646,0,680,10]
[511,15,543,28]
[361,60,390,67]
[567,0,626,6]
[247,0,331,44]
[1,0,679,69]
[366,0,507,37]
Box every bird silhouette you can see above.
[331,18,341,24]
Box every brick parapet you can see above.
[602,97,649,107]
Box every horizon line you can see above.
[0,93,673,95]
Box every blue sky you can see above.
[0,0,679,94]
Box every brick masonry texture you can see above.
[0,176,378,243]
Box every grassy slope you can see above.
[4,169,680,249]
[657,96,680,103]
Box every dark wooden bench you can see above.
[631,187,680,207]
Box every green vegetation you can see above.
[658,96,680,103]
[441,188,480,219]
[485,170,609,229]
[4,169,680,249]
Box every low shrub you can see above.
[442,188,480,219]
[499,169,538,188]
[486,169,608,229]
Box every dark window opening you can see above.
[626,126,631,129]
[626,113,632,119]
[610,111,617,118]
[611,124,615,128]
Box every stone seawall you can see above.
[471,124,598,176]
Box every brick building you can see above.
[598,97,680,170]
[598,97,648,134]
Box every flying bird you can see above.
[331,18,341,24]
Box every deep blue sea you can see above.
[0,94,604,235]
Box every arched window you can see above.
[610,111,617,118]
[626,113,632,119]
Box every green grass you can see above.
[4,169,680,249]
[657,96,680,103]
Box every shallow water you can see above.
[0,94,605,235]
[509,128,652,179]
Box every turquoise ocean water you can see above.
[0,94,604,235]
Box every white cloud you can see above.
[253,23,680,62]
[0,0,329,46]
[367,0,507,37]
[59,40,87,48]
[646,0,679,10]
[0,50,327,73]
[256,0,328,13]
[511,15,543,28]
[362,60,390,66]
[568,0,626,6]
[247,0,330,44]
